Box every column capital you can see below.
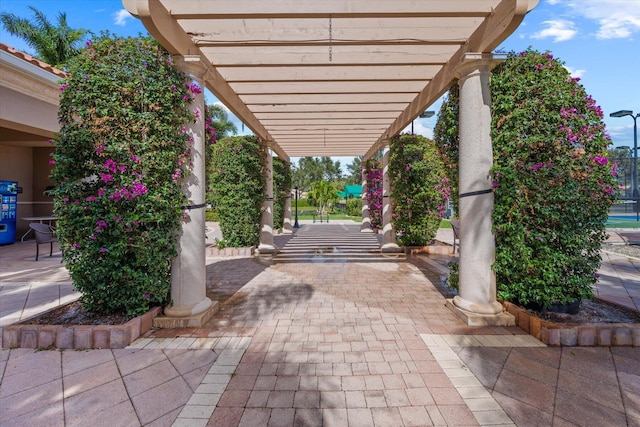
[455,52,506,81]
[175,55,208,80]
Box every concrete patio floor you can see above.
[1,223,638,426]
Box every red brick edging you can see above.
[502,301,640,347]
[2,307,161,350]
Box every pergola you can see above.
[123,0,539,327]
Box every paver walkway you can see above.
[1,223,639,426]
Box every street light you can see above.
[411,110,435,134]
[610,110,639,220]
[293,186,300,228]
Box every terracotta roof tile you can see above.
[0,42,67,78]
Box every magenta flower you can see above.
[188,82,202,94]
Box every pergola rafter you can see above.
[123,0,538,159]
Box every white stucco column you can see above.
[257,145,277,254]
[381,143,401,252]
[360,165,373,233]
[165,56,213,323]
[448,53,513,326]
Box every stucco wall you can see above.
[0,144,33,238]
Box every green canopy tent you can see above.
[337,185,362,200]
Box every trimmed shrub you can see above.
[273,156,292,231]
[51,35,194,316]
[346,197,362,217]
[209,135,265,247]
[434,49,618,307]
[389,134,450,247]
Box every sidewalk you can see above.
[1,226,638,426]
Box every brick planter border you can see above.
[404,242,454,256]
[206,246,255,257]
[502,300,639,347]
[2,306,161,350]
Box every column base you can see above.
[156,300,218,328]
[381,243,402,253]
[446,299,515,326]
[256,244,277,255]
[282,229,293,235]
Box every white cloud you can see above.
[113,9,132,27]
[532,19,578,42]
[564,66,586,78]
[401,121,434,139]
[213,101,231,113]
[548,1,640,39]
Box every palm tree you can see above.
[0,6,87,67]
[207,103,238,138]
[345,156,363,184]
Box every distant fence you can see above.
[610,155,639,214]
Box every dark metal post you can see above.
[633,115,639,220]
[294,186,300,228]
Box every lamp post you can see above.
[294,186,300,228]
[411,110,435,134]
[610,110,639,220]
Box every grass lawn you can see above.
[295,212,454,229]
[606,217,640,229]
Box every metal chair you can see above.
[29,223,58,261]
[450,219,460,254]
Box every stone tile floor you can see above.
[1,224,639,426]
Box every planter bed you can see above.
[404,240,454,256]
[503,300,640,347]
[2,306,161,350]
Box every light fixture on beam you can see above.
[183,55,200,62]
[412,110,435,133]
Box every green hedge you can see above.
[209,135,265,247]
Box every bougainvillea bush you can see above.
[51,35,195,316]
[363,158,383,230]
[209,135,265,247]
[435,49,618,307]
[273,156,292,231]
[389,134,450,246]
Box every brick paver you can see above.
[1,224,639,426]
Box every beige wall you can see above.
[0,145,55,239]
[33,147,55,217]
[0,144,33,238]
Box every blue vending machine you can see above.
[0,180,18,245]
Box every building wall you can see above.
[0,144,33,238]
[33,147,55,217]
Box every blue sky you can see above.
[1,0,638,164]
